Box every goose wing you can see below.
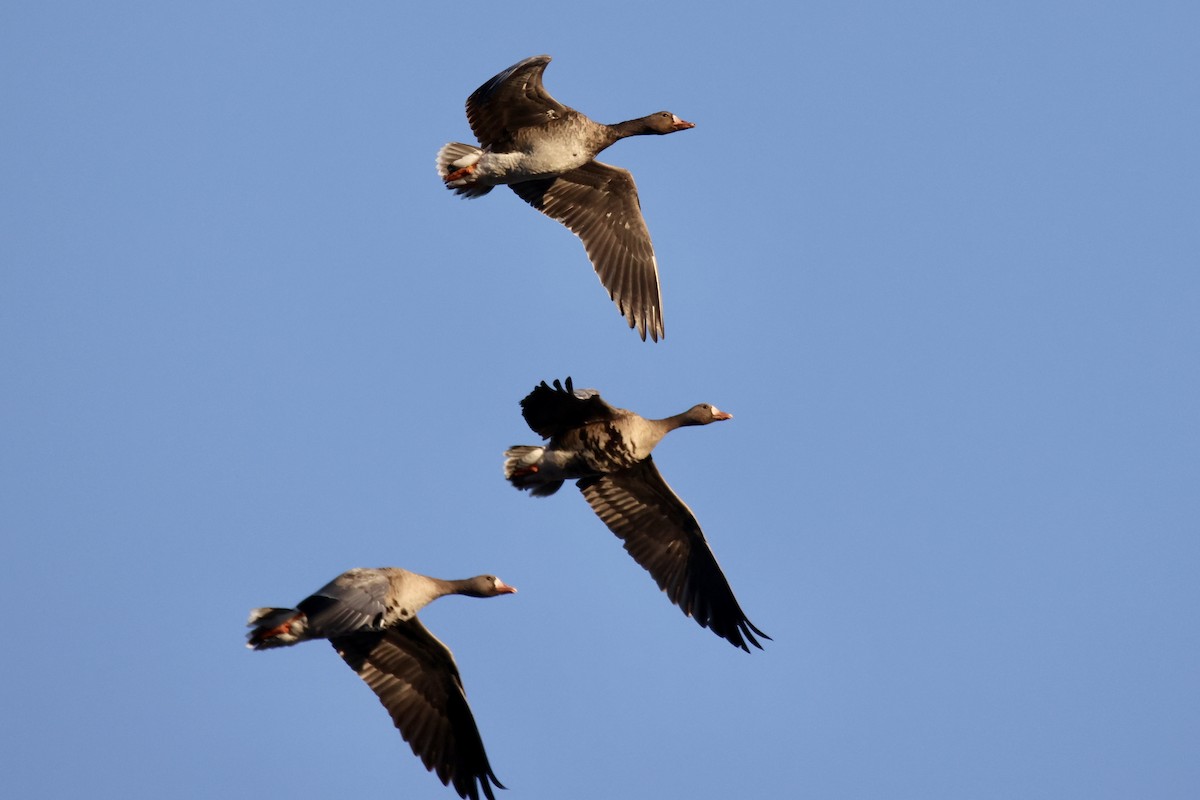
[578,458,768,651]
[467,54,569,150]
[332,619,503,800]
[520,376,621,440]
[510,162,664,341]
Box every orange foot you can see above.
[253,614,302,644]
[511,465,540,478]
[445,163,477,183]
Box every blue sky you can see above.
[2,2,1198,798]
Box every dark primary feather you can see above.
[578,458,770,652]
[333,621,503,800]
[520,377,619,440]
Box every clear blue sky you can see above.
[3,2,1198,798]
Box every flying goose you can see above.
[437,55,694,342]
[504,378,768,651]
[247,567,516,800]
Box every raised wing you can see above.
[578,458,769,652]
[466,54,569,150]
[520,376,620,440]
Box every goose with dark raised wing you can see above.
[247,567,516,800]
[437,55,694,342]
[504,378,768,651]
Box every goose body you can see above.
[437,55,694,342]
[247,567,516,800]
[504,378,768,652]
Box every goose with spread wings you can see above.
[247,567,516,800]
[437,55,694,342]
[504,378,768,651]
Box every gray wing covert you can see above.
[297,569,392,638]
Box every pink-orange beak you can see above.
[671,115,695,131]
[495,580,518,594]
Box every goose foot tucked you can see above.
[444,163,477,183]
[259,616,299,639]
[247,612,304,648]
[436,143,492,197]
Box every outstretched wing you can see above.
[510,162,664,342]
[520,376,621,440]
[467,54,569,150]
[578,458,769,652]
[331,620,503,800]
